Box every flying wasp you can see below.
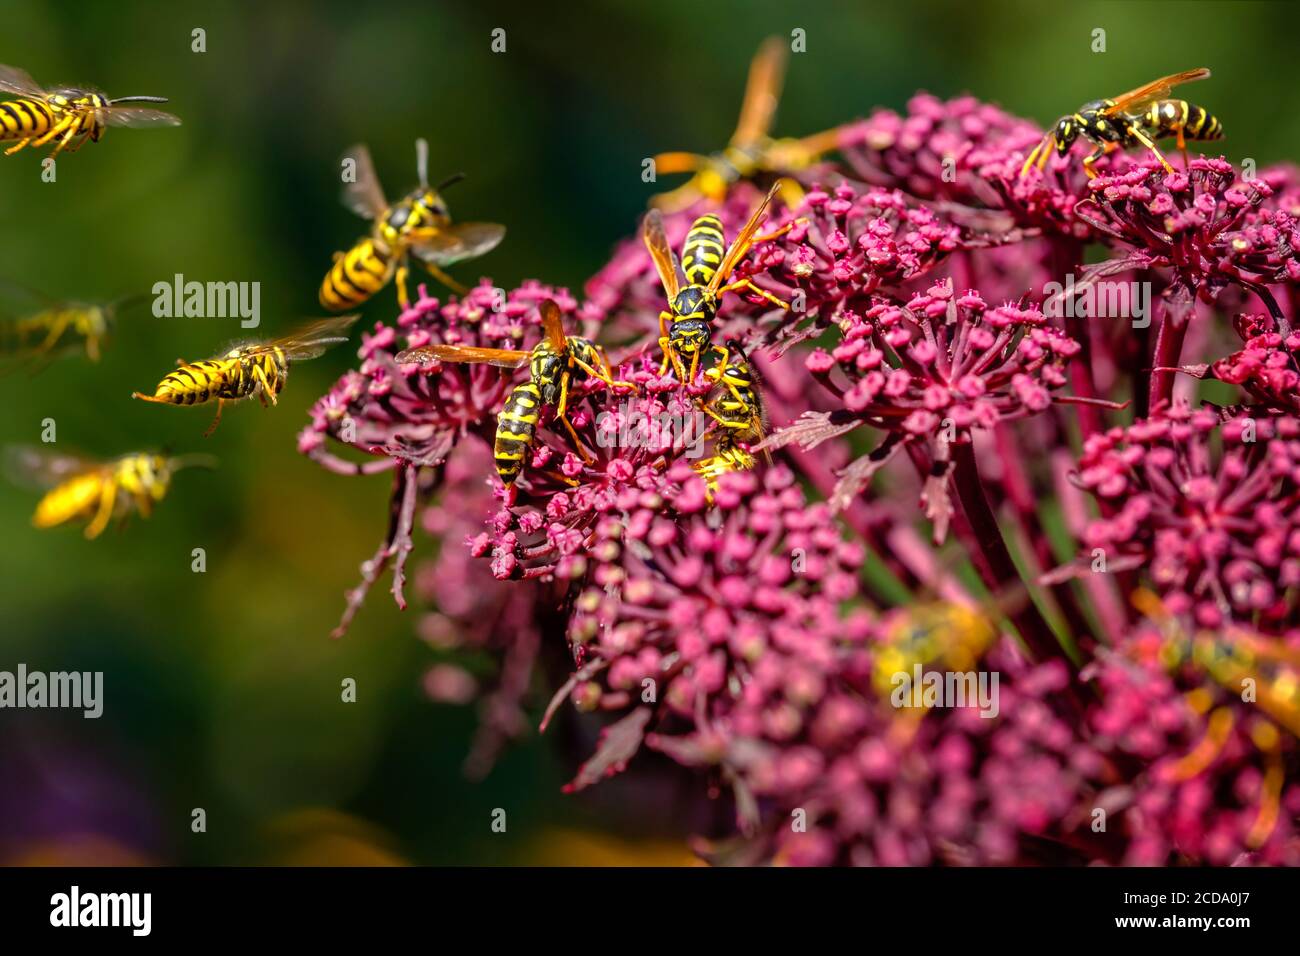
[643,180,795,385]
[131,315,360,436]
[1021,68,1222,179]
[320,138,505,312]
[394,298,634,486]
[651,37,844,212]
[0,64,178,158]
[5,446,214,540]
[0,281,146,369]
[1132,589,1296,846]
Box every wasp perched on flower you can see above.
[651,37,846,212]
[5,447,214,540]
[320,138,505,312]
[0,64,178,159]
[131,315,359,436]
[1021,68,1222,178]
[395,298,635,486]
[643,182,794,482]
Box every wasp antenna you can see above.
[436,172,466,192]
[171,453,219,471]
[110,95,169,104]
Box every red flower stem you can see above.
[1048,238,1102,441]
[1148,301,1190,409]
[949,441,1069,667]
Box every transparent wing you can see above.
[1102,68,1211,117]
[238,315,361,361]
[409,222,506,266]
[731,36,786,148]
[538,298,567,354]
[642,209,685,299]
[0,64,47,98]
[101,106,182,128]
[340,144,388,220]
[707,181,781,296]
[394,343,531,368]
[3,445,103,490]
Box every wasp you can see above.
[651,37,844,212]
[5,446,214,540]
[1022,68,1222,179]
[320,138,505,312]
[1131,590,1296,846]
[691,343,770,487]
[395,299,633,485]
[0,283,145,368]
[0,64,178,158]
[871,603,998,701]
[131,315,360,436]
[643,180,794,385]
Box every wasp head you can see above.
[1053,115,1081,155]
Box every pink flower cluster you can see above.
[302,85,1300,866]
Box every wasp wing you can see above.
[642,209,686,300]
[3,445,105,490]
[394,343,531,368]
[0,64,46,99]
[101,106,182,128]
[340,144,389,221]
[731,36,787,148]
[409,222,506,266]
[234,315,361,362]
[707,181,781,297]
[538,299,567,355]
[1101,68,1211,117]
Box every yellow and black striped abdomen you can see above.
[494,382,542,483]
[1145,99,1223,141]
[0,97,56,141]
[320,237,396,311]
[32,470,108,529]
[681,214,726,286]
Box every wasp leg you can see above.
[49,116,83,158]
[85,332,102,362]
[203,399,225,438]
[35,313,73,353]
[700,405,750,430]
[751,219,800,244]
[1081,143,1118,179]
[1174,125,1190,171]
[417,259,469,296]
[1129,126,1174,174]
[253,365,279,407]
[659,335,687,381]
[717,277,791,311]
[63,128,94,154]
[31,114,74,148]
[1163,706,1234,781]
[85,478,119,540]
[4,137,32,155]
[553,371,594,463]
[570,354,636,392]
[395,264,411,310]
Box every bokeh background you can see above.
[1,0,1297,865]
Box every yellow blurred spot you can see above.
[517,828,700,866]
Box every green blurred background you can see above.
[0,0,1296,865]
